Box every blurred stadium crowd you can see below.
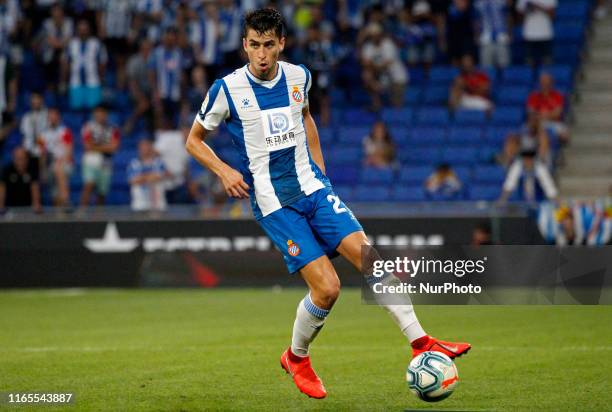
[0,0,603,215]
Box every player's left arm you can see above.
[302,105,326,174]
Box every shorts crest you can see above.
[287,239,301,256]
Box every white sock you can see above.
[367,273,427,342]
[290,294,329,356]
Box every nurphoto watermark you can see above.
[362,245,612,305]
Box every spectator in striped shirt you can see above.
[97,0,135,90]
[39,3,73,92]
[39,108,73,207]
[20,91,48,173]
[62,19,108,110]
[128,138,167,212]
[499,149,558,203]
[474,0,511,68]
[149,26,185,128]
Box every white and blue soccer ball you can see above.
[406,351,459,402]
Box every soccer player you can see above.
[186,8,471,399]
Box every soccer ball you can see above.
[406,351,459,402]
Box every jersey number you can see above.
[327,195,347,214]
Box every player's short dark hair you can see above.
[243,8,285,39]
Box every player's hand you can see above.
[220,167,250,199]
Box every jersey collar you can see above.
[245,62,283,88]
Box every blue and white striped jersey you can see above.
[195,61,330,219]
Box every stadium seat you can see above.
[553,44,580,65]
[469,185,502,201]
[381,107,413,126]
[539,65,574,88]
[317,127,335,146]
[343,109,378,126]
[484,126,515,145]
[556,2,590,20]
[108,111,124,126]
[495,86,530,105]
[391,186,426,201]
[422,87,449,105]
[481,66,498,86]
[428,66,459,84]
[478,146,498,162]
[63,112,86,131]
[409,127,446,146]
[415,107,450,126]
[404,87,422,106]
[400,147,442,165]
[554,25,585,44]
[354,185,391,202]
[408,67,426,83]
[398,166,431,184]
[490,107,523,126]
[112,168,128,186]
[113,149,137,167]
[391,127,410,146]
[501,66,534,85]
[448,127,483,144]
[106,188,131,205]
[361,167,395,184]
[327,147,362,165]
[337,127,369,144]
[326,166,359,185]
[441,147,478,165]
[114,91,131,111]
[453,110,487,126]
[329,89,346,107]
[453,166,472,184]
[472,165,507,184]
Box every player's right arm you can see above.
[185,80,249,199]
[186,122,249,199]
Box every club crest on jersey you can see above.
[291,86,303,103]
[287,240,300,256]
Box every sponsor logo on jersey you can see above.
[267,112,290,134]
[291,86,303,103]
[260,107,297,152]
[287,239,301,256]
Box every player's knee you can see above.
[318,276,341,307]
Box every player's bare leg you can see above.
[336,231,471,359]
[280,255,338,399]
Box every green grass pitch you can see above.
[1,288,611,411]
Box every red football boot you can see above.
[280,347,327,399]
[411,335,471,359]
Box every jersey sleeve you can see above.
[195,79,229,131]
[299,64,312,106]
